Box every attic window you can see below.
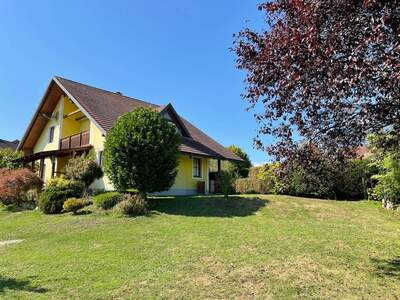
[49,126,55,143]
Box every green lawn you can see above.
[1,195,399,299]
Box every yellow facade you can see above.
[32,95,209,195]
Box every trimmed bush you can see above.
[234,164,279,194]
[93,192,123,210]
[115,194,147,217]
[38,179,84,214]
[0,168,43,206]
[63,198,87,214]
[234,178,254,194]
[64,156,103,192]
[46,177,84,197]
[103,107,180,194]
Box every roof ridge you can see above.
[54,76,159,108]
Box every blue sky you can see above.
[0,0,270,165]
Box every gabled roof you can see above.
[19,76,242,162]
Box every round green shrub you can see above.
[103,107,181,194]
[63,198,87,214]
[115,194,147,217]
[93,192,123,210]
[38,180,84,214]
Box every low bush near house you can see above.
[63,198,88,214]
[93,192,123,210]
[64,156,103,194]
[0,168,43,206]
[115,194,147,217]
[38,179,84,214]
[46,177,85,197]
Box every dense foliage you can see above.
[64,155,103,192]
[275,143,377,199]
[0,148,23,169]
[234,164,280,194]
[368,133,400,209]
[0,168,43,206]
[104,107,181,194]
[217,171,234,200]
[115,194,148,217]
[336,159,377,200]
[38,179,84,214]
[371,155,400,209]
[93,192,123,210]
[226,145,252,177]
[234,0,399,162]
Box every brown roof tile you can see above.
[54,77,242,161]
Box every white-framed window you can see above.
[193,157,202,178]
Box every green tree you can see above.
[218,170,233,201]
[0,148,23,169]
[368,133,400,209]
[227,145,252,178]
[103,107,181,196]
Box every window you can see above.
[49,126,55,143]
[98,151,104,168]
[193,157,202,178]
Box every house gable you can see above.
[18,78,103,153]
[158,104,191,138]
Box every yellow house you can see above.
[17,77,242,195]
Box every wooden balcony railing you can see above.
[60,131,90,150]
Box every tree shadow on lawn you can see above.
[1,203,36,213]
[371,257,400,278]
[149,195,268,217]
[0,276,48,294]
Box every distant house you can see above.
[0,139,19,150]
[16,76,241,195]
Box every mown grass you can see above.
[0,195,399,299]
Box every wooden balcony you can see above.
[60,131,90,150]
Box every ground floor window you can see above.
[193,157,202,178]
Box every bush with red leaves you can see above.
[0,168,43,206]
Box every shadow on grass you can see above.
[149,195,268,217]
[371,257,400,278]
[1,203,36,213]
[0,276,48,294]
[74,209,93,216]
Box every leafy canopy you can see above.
[234,0,400,161]
[103,107,181,194]
[227,145,252,178]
